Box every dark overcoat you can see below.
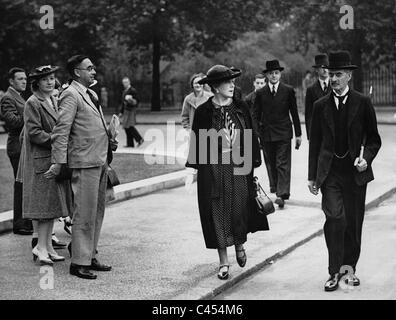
[20,91,72,220]
[304,80,331,139]
[186,97,269,249]
[308,89,381,188]
[120,86,139,128]
[0,87,25,158]
[252,82,302,143]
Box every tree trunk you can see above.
[151,13,161,111]
[348,29,364,93]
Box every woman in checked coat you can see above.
[18,65,72,265]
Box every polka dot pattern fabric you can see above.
[210,101,250,249]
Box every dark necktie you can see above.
[86,89,100,110]
[335,94,348,110]
[323,82,327,92]
[272,85,276,96]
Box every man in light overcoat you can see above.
[45,55,117,279]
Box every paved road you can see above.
[216,193,396,300]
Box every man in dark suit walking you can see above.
[305,54,331,140]
[252,60,302,208]
[0,68,33,235]
[308,51,381,292]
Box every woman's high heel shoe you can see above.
[236,248,247,268]
[217,264,230,280]
[48,252,65,262]
[32,247,53,266]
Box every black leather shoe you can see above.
[70,264,97,280]
[350,274,360,286]
[341,273,360,286]
[217,265,229,280]
[236,248,247,268]
[324,273,340,292]
[274,197,285,208]
[13,228,33,235]
[90,258,112,271]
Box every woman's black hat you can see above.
[198,65,241,85]
[29,65,60,80]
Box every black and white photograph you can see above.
[0,0,395,308]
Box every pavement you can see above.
[0,117,395,299]
[216,193,396,300]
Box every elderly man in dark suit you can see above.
[45,55,117,280]
[308,51,381,292]
[0,67,33,235]
[252,60,302,208]
[305,54,331,140]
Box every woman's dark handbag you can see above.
[253,176,275,215]
[107,166,120,188]
[55,164,72,182]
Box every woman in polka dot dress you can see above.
[186,65,269,280]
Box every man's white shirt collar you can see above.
[319,78,329,91]
[333,85,349,109]
[270,81,280,93]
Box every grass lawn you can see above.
[0,150,184,213]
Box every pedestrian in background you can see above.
[308,51,381,291]
[252,59,302,209]
[19,65,72,265]
[305,54,331,140]
[0,67,33,235]
[244,73,267,112]
[302,70,315,96]
[186,65,269,280]
[181,72,212,130]
[119,76,144,148]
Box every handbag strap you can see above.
[253,176,269,197]
[258,182,269,197]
